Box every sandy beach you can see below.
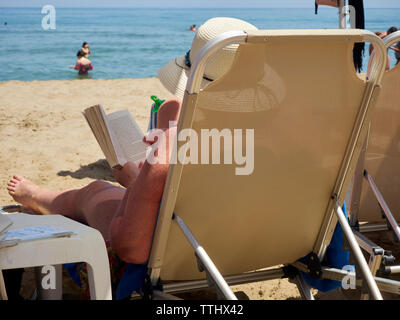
[1,78,398,300]
[0,78,305,299]
[0,78,173,198]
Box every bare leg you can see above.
[6,97,182,243]
[7,176,124,240]
[157,97,181,129]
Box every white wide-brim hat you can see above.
[157,17,258,100]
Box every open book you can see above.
[83,105,148,169]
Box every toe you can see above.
[7,180,16,187]
[13,175,23,181]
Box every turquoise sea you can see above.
[0,7,399,81]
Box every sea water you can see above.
[0,7,399,81]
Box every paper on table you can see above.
[0,226,74,248]
[0,213,12,241]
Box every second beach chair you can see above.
[347,30,400,283]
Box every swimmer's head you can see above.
[77,50,85,58]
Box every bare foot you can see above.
[7,175,43,213]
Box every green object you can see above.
[151,95,165,113]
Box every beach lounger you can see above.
[0,205,112,300]
[143,29,398,300]
[348,31,400,282]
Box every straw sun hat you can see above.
[157,17,258,100]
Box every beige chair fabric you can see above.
[151,30,379,281]
[358,64,400,223]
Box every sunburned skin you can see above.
[7,175,44,213]
[6,98,182,264]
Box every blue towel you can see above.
[115,263,148,300]
[147,102,158,132]
[64,263,81,287]
[299,202,353,292]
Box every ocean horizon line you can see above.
[1,6,400,9]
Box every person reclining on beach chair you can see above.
[6,16,386,300]
[5,17,259,299]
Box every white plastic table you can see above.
[0,212,112,300]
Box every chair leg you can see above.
[335,202,383,300]
[348,136,368,227]
[293,261,400,296]
[0,269,8,300]
[363,170,400,242]
[86,260,112,300]
[294,273,314,300]
[354,231,384,276]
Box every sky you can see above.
[0,0,399,8]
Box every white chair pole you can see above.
[339,0,347,29]
[294,274,315,300]
[388,266,400,274]
[174,214,237,300]
[335,202,383,300]
[364,171,400,242]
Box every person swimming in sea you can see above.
[81,42,91,58]
[69,50,93,76]
[189,24,196,32]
